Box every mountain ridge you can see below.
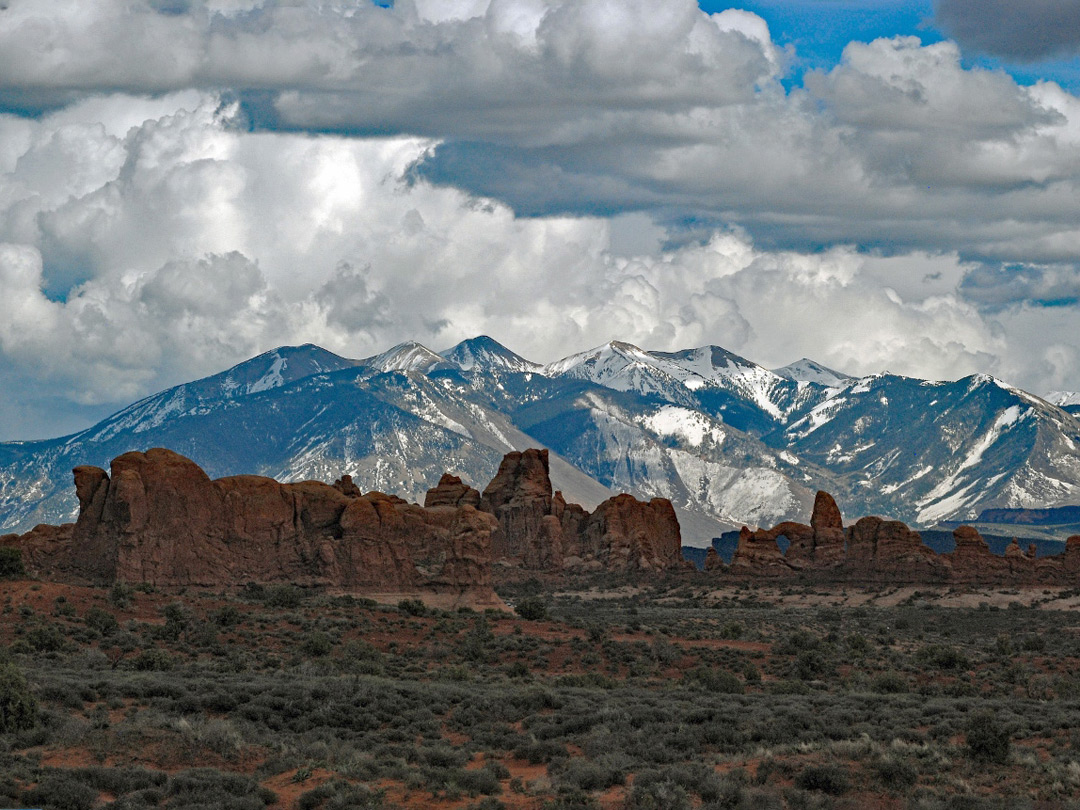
[2,336,1079,544]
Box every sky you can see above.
[1,1,1079,440]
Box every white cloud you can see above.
[1,4,1080,436]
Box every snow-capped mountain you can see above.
[3,337,1080,545]
[1046,391,1080,417]
[440,336,541,374]
[773,358,852,387]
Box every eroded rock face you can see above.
[947,525,1009,581]
[579,494,682,572]
[1,447,687,595]
[481,449,559,567]
[478,448,683,573]
[726,493,1080,585]
[424,474,481,509]
[4,448,501,608]
[845,516,947,581]
[731,526,791,577]
[704,546,724,572]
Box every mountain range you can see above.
[3,336,1080,546]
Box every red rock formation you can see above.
[731,526,792,577]
[477,449,683,574]
[1,447,685,595]
[480,449,561,568]
[844,517,946,580]
[722,493,1080,585]
[703,547,721,572]
[577,494,682,572]
[3,448,501,608]
[424,474,481,509]
[946,525,1009,581]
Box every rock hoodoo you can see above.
[472,448,682,573]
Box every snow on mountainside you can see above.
[440,336,541,374]
[773,358,852,387]
[359,341,455,374]
[3,336,1080,543]
[540,341,832,435]
[1047,391,1080,407]
[772,372,1080,524]
[1046,391,1080,417]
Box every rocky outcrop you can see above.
[1,447,686,595]
[424,474,481,509]
[731,526,792,577]
[723,494,1080,585]
[946,525,1009,581]
[732,491,846,575]
[480,449,561,568]
[474,448,682,573]
[845,516,946,580]
[704,546,724,572]
[577,494,682,572]
[2,448,501,608]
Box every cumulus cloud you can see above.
[1,3,1080,437]
[0,2,1078,267]
[936,0,1080,61]
[0,92,1068,441]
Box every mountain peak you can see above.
[772,358,851,387]
[360,341,456,374]
[439,336,541,373]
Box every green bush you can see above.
[0,546,25,579]
[515,597,548,621]
[299,631,334,658]
[25,622,65,652]
[84,606,120,636]
[127,647,175,671]
[794,764,849,795]
[686,667,744,694]
[965,711,1010,764]
[398,598,428,616]
[0,659,38,733]
[265,585,305,609]
[109,581,135,607]
[21,772,97,810]
[917,644,969,671]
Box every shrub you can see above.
[84,606,120,636]
[917,644,969,671]
[794,764,849,795]
[398,598,428,616]
[25,622,65,652]
[965,711,1010,764]
[298,780,385,810]
[212,604,242,627]
[299,631,334,657]
[515,597,548,621]
[872,756,917,789]
[21,771,97,810]
[167,768,276,808]
[0,547,25,579]
[265,585,305,609]
[127,647,175,671]
[0,659,38,733]
[109,581,135,607]
[871,671,909,694]
[686,667,744,694]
